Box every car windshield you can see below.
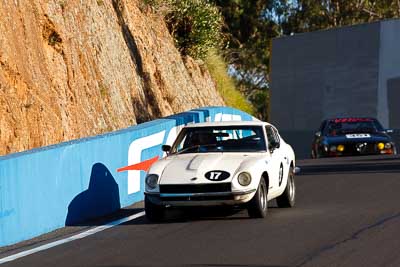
[326,119,384,136]
[170,125,267,154]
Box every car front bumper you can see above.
[320,143,397,157]
[323,149,396,157]
[145,189,257,207]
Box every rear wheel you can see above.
[247,178,268,218]
[145,196,165,222]
[276,166,296,208]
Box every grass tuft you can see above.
[205,49,255,116]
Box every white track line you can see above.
[0,211,145,265]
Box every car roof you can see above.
[184,120,270,128]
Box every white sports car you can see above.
[144,121,296,221]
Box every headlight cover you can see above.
[323,144,329,152]
[385,143,392,149]
[238,172,252,186]
[145,174,159,189]
[377,142,385,150]
[337,144,345,152]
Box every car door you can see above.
[265,126,283,194]
[271,126,288,189]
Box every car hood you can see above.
[158,153,258,185]
[324,132,391,144]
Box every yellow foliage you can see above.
[205,49,255,115]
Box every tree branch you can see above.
[361,8,382,18]
[397,0,400,17]
[356,0,366,9]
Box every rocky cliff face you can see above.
[0,0,224,156]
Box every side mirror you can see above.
[268,144,274,153]
[315,131,321,137]
[268,141,280,152]
[162,145,171,152]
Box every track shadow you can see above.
[123,206,252,225]
[102,265,287,267]
[299,159,400,176]
[187,265,287,267]
[65,163,121,226]
[352,155,400,162]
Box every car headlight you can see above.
[377,143,385,150]
[145,174,159,189]
[385,143,392,149]
[238,172,252,186]
[323,144,329,152]
[330,145,337,152]
[337,144,345,152]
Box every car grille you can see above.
[162,195,235,201]
[341,142,378,155]
[159,183,231,194]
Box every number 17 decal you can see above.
[209,172,222,180]
[205,170,230,181]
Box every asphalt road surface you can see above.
[2,155,400,267]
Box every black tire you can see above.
[247,178,268,218]
[311,149,316,159]
[145,196,165,222]
[276,166,296,208]
[315,148,322,158]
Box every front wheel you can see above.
[247,178,268,218]
[145,196,165,222]
[276,166,296,208]
[311,149,316,159]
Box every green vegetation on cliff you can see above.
[146,0,254,116]
[205,49,254,115]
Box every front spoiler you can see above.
[145,189,256,207]
[322,150,395,157]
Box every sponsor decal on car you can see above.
[204,170,230,181]
[345,133,371,138]
[332,118,373,123]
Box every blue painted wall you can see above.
[0,107,254,247]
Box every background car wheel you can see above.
[247,178,268,218]
[145,196,165,222]
[276,166,296,208]
[315,148,322,158]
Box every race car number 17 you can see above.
[205,170,230,181]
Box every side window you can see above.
[271,127,280,146]
[265,126,279,150]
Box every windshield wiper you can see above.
[176,145,200,154]
[176,144,218,154]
